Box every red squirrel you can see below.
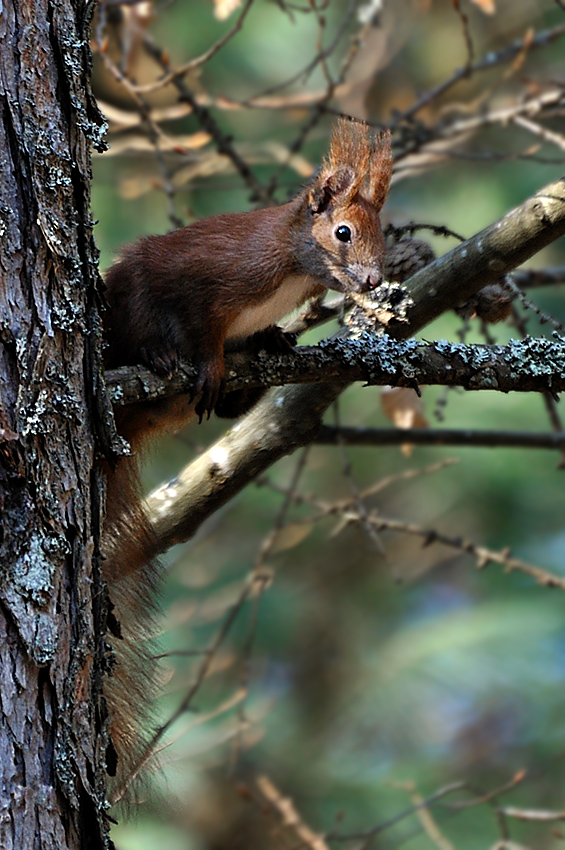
[101,118,393,799]
[104,119,393,420]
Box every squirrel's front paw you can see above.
[192,359,226,422]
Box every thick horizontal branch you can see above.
[107,335,565,406]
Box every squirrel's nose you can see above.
[365,271,382,291]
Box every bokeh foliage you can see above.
[93,1,565,847]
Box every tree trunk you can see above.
[0,1,112,847]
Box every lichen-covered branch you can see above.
[105,176,565,411]
[107,334,565,407]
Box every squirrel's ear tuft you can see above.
[328,117,372,177]
[307,118,393,214]
[307,117,371,213]
[366,129,393,211]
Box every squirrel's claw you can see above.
[193,358,226,422]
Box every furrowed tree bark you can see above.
[0,2,112,849]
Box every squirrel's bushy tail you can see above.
[101,428,163,804]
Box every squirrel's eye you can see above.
[335,224,352,243]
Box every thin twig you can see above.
[452,0,474,70]
[333,400,385,554]
[94,29,183,226]
[265,15,370,199]
[259,457,458,515]
[354,513,565,590]
[330,781,467,842]
[315,425,565,451]
[392,780,455,850]
[229,449,309,769]
[390,24,565,128]
[141,37,273,204]
[130,0,255,94]
[512,267,565,289]
[257,775,331,850]
[513,114,565,152]
[247,0,358,100]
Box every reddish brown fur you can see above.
[102,117,393,801]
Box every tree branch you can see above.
[145,382,341,552]
[315,426,565,451]
[108,333,565,407]
[387,177,565,334]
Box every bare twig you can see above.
[513,114,565,153]
[259,472,565,589]
[259,457,458,515]
[94,28,184,226]
[256,775,331,850]
[452,0,474,70]
[497,806,565,822]
[230,446,310,768]
[390,24,565,128]
[265,15,370,199]
[248,0,358,100]
[130,0,255,94]
[393,780,455,850]
[351,513,565,590]
[512,267,565,289]
[330,781,467,842]
[141,38,273,204]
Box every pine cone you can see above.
[385,236,436,283]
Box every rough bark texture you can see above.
[0,1,111,848]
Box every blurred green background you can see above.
[93,1,565,847]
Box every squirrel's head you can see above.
[306,118,393,294]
